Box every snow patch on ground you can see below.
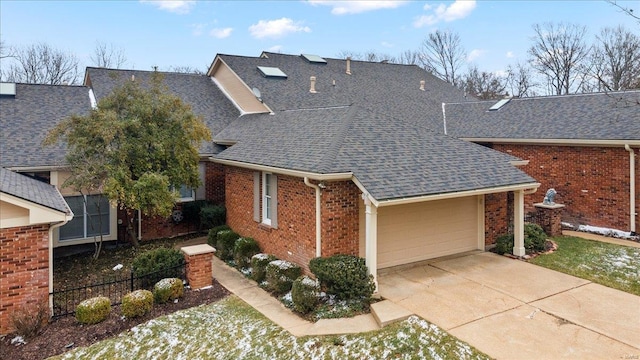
[577,224,635,239]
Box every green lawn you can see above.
[529,236,640,296]
[51,296,489,360]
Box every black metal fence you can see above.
[51,262,187,318]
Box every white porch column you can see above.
[363,194,378,290]
[513,190,526,257]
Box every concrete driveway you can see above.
[378,252,640,360]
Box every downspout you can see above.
[304,177,322,257]
[48,215,72,317]
[625,144,636,235]
[138,209,142,241]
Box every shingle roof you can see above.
[445,91,640,141]
[217,52,468,131]
[0,167,70,214]
[86,68,240,154]
[0,84,92,168]
[216,105,536,201]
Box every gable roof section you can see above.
[215,52,469,132]
[0,167,70,214]
[445,91,640,142]
[0,83,92,168]
[85,67,240,155]
[215,105,536,201]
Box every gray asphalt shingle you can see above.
[0,84,92,168]
[445,91,640,140]
[0,167,70,214]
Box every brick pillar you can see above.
[534,203,566,237]
[181,244,215,290]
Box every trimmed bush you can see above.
[200,204,226,229]
[234,237,260,269]
[251,253,277,283]
[494,224,548,255]
[309,255,375,301]
[122,290,154,318]
[494,234,514,255]
[132,247,184,286]
[216,230,241,261]
[10,301,48,338]
[265,260,302,295]
[207,225,231,247]
[75,296,111,324]
[181,200,209,228]
[525,223,547,252]
[291,276,320,314]
[153,278,184,304]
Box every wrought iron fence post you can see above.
[130,270,134,293]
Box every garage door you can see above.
[377,196,480,268]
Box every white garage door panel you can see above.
[377,196,479,268]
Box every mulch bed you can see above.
[0,280,229,360]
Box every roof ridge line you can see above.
[314,104,356,173]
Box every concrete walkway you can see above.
[379,252,640,360]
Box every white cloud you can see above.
[210,27,233,39]
[467,49,485,62]
[506,51,515,58]
[268,45,283,53]
[308,0,407,15]
[249,18,311,39]
[414,0,476,27]
[381,41,394,48]
[495,70,508,78]
[140,0,195,14]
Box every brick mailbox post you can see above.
[181,244,215,289]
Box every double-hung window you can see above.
[254,172,278,228]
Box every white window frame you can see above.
[59,194,111,241]
[262,172,272,226]
[172,184,195,202]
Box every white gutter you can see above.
[625,144,636,234]
[304,178,322,257]
[442,103,447,135]
[459,138,640,147]
[48,213,73,317]
[374,182,541,208]
[210,158,353,181]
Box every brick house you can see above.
[16,52,534,284]
[445,92,639,235]
[0,168,72,334]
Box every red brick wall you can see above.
[0,224,50,335]
[320,181,360,257]
[494,144,639,232]
[485,192,510,245]
[205,162,225,204]
[225,166,360,272]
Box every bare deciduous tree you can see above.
[1,42,79,85]
[506,62,537,97]
[335,49,421,65]
[462,66,507,100]
[591,26,640,91]
[528,22,591,95]
[166,65,205,74]
[90,41,127,68]
[419,29,466,87]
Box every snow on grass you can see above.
[576,224,636,240]
[52,296,489,360]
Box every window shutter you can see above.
[253,172,260,222]
[270,175,278,228]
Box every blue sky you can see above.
[1,0,637,75]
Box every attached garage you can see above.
[375,195,483,269]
